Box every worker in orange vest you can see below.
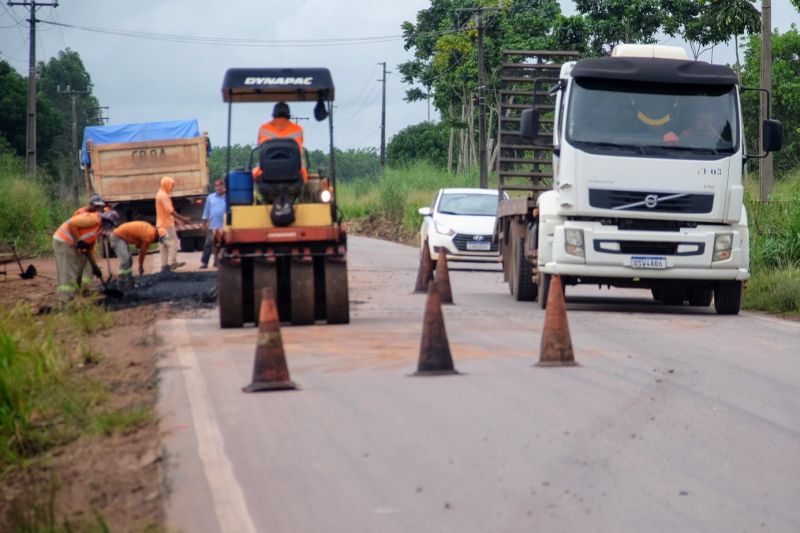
[52,196,106,304]
[251,101,308,182]
[110,219,167,277]
[156,176,191,272]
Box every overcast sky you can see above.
[1,1,798,153]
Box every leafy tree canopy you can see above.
[386,121,450,168]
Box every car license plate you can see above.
[466,242,491,251]
[631,256,667,269]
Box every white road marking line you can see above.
[173,319,258,533]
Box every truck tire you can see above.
[539,273,551,309]
[508,236,517,296]
[180,237,195,253]
[219,261,244,328]
[290,259,315,325]
[512,238,537,301]
[324,258,349,324]
[714,281,742,315]
[662,288,686,306]
[688,288,713,307]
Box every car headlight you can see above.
[434,221,455,236]
[565,228,585,257]
[713,232,733,261]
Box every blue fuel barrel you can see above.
[227,169,254,205]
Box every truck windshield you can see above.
[566,78,739,157]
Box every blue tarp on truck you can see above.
[81,119,200,166]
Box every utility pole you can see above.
[379,62,388,168]
[759,0,773,203]
[57,84,87,203]
[458,6,499,188]
[7,0,59,178]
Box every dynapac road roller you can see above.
[218,68,348,327]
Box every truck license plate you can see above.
[631,256,667,269]
[466,242,491,251]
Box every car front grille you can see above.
[452,233,498,252]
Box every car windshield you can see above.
[437,193,498,216]
[566,78,739,157]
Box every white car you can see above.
[418,188,501,264]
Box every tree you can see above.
[741,25,800,174]
[573,0,665,54]
[38,49,102,191]
[387,121,450,168]
[400,0,575,173]
[208,144,254,182]
[0,59,61,180]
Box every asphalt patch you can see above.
[102,270,217,311]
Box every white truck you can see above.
[499,44,782,315]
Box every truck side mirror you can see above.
[520,108,540,141]
[762,119,783,153]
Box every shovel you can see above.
[10,243,36,279]
[85,251,124,299]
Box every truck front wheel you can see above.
[714,281,742,315]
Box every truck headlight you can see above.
[713,232,733,261]
[565,228,585,257]
[434,221,455,236]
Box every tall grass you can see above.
[744,171,800,314]
[338,161,479,235]
[0,300,120,467]
[0,149,73,255]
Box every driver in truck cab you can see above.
[251,101,308,182]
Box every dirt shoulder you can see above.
[0,252,214,531]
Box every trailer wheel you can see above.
[290,259,315,325]
[253,260,278,326]
[508,236,517,296]
[714,281,742,315]
[324,258,350,324]
[512,238,537,302]
[219,261,244,328]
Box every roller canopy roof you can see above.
[570,57,738,86]
[222,68,335,102]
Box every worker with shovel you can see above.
[105,216,167,280]
[52,197,105,304]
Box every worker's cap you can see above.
[88,194,106,207]
[272,102,290,118]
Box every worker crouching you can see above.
[52,196,106,304]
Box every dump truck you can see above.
[81,119,211,251]
[217,67,348,327]
[495,45,783,315]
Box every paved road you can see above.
[158,236,800,533]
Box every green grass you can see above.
[0,150,73,256]
[744,170,800,314]
[0,301,116,467]
[338,161,480,235]
[93,406,153,437]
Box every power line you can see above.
[338,83,381,122]
[337,64,380,109]
[37,19,470,47]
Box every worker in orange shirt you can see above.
[251,101,308,182]
[110,220,167,278]
[52,204,105,304]
[156,176,191,272]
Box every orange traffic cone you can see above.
[243,287,298,392]
[435,249,453,304]
[536,275,577,367]
[414,240,435,293]
[413,279,459,376]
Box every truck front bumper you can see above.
[540,221,749,282]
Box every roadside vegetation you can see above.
[745,171,800,314]
[0,141,72,255]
